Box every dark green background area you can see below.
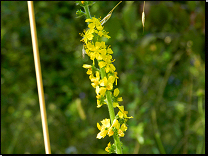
[1,1,205,154]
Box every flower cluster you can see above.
[80,17,133,153]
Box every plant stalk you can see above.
[83,3,91,20]
[82,3,122,154]
[101,68,122,154]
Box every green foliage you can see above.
[1,1,205,154]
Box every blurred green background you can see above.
[1,1,205,154]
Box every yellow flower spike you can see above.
[80,13,133,154]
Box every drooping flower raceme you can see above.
[80,17,133,153]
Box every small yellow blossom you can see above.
[108,127,114,137]
[121,123,128,132]
[105,142,111,153]
[96,118,111,139]
[86,69,92,75]
[118,129,124,137]
[99,87,107,96]
[98,61,106,68]
[81,29,94,43]
[91,71,100,88]
[111,119,120,130]
[117,106,133,119]
[117,97,123,101]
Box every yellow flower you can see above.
[107,47,113,54]
[117,97,123,101]
[81,29,94,43]
[83,64,92,75]
[111,119,120,130]
[96,119,111,139]
[118,129,124,137]
[86,42,95,51]
[86,69,92,75]
[105,63,116,73]
[121,123,128,132]
[99,87,107,96]
[91,71,100,88]
[96,96,102,108]
[108,127,114,137]
[86,17,103,31]
[117,106,133,119]
[99,76,114,91]
[105,142,111,153]
[98,61,106,68]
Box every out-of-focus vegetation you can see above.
[1,1,205,154]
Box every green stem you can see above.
[100,68,122,154]
[83,3,91,20]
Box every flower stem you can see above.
[101,68,122,154]
[106,91,122,154]
[83,3,91,20]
